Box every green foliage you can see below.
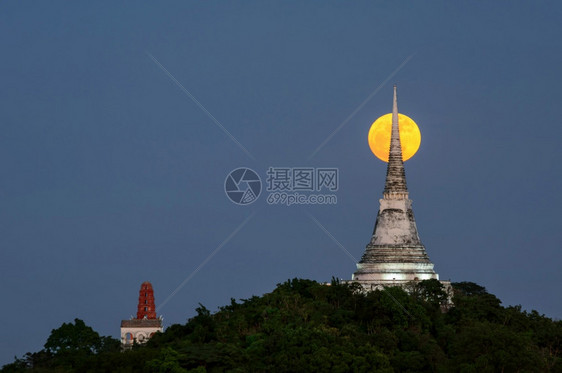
[410,279,449,308]
[448,282,504,323]
[3,279,562,372]
[44,318,106,355]
[146,347,188,373]
[3,319,121,372]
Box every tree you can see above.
[44,318,114,355]
[449,282,503,323]
[411,279,449,307]
[146,347,189,373]
[452,281,488,296]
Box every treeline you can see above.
[3,279,562,372]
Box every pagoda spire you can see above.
[351,86,452,306]
[352,85,436,287]
[383,85,408,199]
[137,281,157,319]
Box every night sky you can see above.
[1,2,561,364]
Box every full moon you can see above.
[368,113,421,162]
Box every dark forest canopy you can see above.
[3,279,562,372]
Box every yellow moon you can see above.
[368,113,421,162]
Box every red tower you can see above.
[136,281,157,319]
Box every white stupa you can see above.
[352,86,450,293]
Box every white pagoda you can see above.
[352,86,450,294]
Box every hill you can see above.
[3,279,562,372]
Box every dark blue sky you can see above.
[1,1,561,364]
